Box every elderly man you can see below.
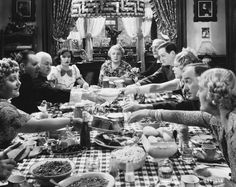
[139,39,165,78]
[35,51,105,104]
[34,51,71,104]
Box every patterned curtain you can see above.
[149,0,177,41]
[52,0,74,54]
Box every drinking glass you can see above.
[158,159,173,183]
[86,157,100,172]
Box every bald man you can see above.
[34,52,71,104]
[34,52,105,104]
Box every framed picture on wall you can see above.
[12,0,36,22]
[194,0,217,22]
[202,27,210,39]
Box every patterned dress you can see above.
[48,65,83,89]
[0,99,30,149]
[99,60,135,85]
[157,109,236,183]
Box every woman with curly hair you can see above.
[128,68,236,186]
[48,48,89,89]
[98,44,135,86]
[0,58,82,149]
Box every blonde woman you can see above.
[129,68,236,186]
[0,58,82,149]
[98,44,135,86]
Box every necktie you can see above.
[61,69,72,77]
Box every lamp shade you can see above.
[71,0,145,18]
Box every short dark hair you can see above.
[184,63,210,76]
[158,42,177,54]
[14,50,35,65]
[53,48,73,65]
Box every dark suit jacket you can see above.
[11,74,39,114]
[140,62,162,78]
[33,74,70,104]
[138,65,175,86]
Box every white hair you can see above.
[36,51,52,64]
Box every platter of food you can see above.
[194,164,230,182]
[30,158,75,186]
[94,129,142,149]
[58,172,115,187]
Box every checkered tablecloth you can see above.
[140,93,184,104]
[16,124,223,187]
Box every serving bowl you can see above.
[58,172,115,187]
[29,158,75,187]
[142,135,178,161]
[111,146,146,171]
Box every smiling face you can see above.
[110,49,122,64]
[24,54,40,79]
[182,66,199,100]
[39,56,52,77]
[60,51,71,67]
[0,72,21,99]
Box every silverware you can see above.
[49,179,63,187]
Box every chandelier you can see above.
[71,0,145,18]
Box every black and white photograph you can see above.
[0,0,236,186]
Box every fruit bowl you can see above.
[142,135,178,161]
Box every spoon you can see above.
[49,179,63,187]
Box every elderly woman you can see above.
[48,48,89,90]
[123,48,200,112]
[129,68,236,186]
[98,44,135,86]
[0,58,82,149]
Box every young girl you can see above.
[48,48,89,89]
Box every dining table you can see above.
[15,123,228,187]
[13,92,229,187]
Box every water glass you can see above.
[181,146,195,164]
[158,159,173,183]
[86,157,100,172]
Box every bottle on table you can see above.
[80,111,91,148]
[125,160,135,182]
[109,155,118,178]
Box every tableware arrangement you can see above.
[58,172,115,187]
[194,164,230,186]
[142,126,178,162]
[94,129,142,149]
[29,158,75,187]
[181,175,199,187]
[193,148,223,162]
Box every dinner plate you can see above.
[58,172,115,187]
[194,164,231,180]
[94,131,142,149]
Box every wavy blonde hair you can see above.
[175,47,199,69]
[0,58,19,85]
[199,68,236,111]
